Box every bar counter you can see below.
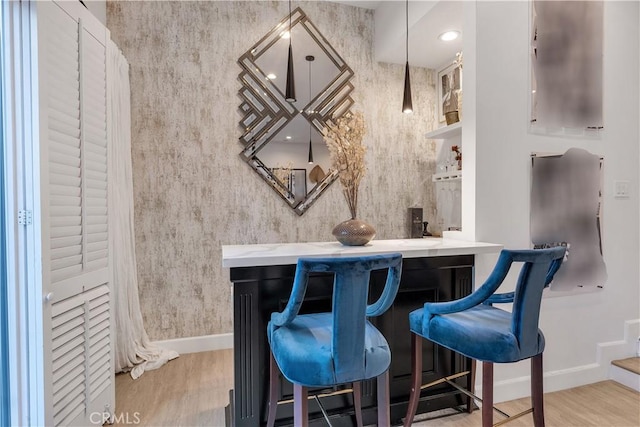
[222,237,502,268]
[222,238,502,426]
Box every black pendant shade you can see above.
[402,0,413,114]
[285,44,296,102]
[285,0,296,103]
[308,139,314,164]
[403,61,413,113]
[306,54,314,164]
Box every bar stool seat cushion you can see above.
[409,304,545,363]
[268,312,391,387]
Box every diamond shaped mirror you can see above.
[238,8,354,215]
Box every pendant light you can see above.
[402,0,413,113]
[306,55,315,164]
[285,0,296,103]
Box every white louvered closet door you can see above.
[37,1,114,425]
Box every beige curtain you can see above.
[107,40,178,379]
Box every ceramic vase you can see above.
[332,218,376,246]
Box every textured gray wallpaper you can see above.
[107,1,438,340]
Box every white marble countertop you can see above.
[222,238,503,268]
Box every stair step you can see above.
[611,357,640,375]
[610,357,640,392]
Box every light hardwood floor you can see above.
[115,349,640,427]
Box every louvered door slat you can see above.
[51,314,84,341]
[49,141,80,162]
[50,215,81,228]
[85,181,107,199]
[85,213,107,224]
[52,333,84,363]
[50,235,82,250]
[51,255,83,272]
[50,174,81,189]
[49,184,80,198]
[50,245,82,263]
[52,344,84,375]
[49,151,81,170]
[89,362,110,389]
[53,369,85,404]
[50,205,81,218]
[49,130,81,150]
[84,141,106,156]
[50,224,82,238]
[54,393,85,427]
[49,164,81,180]
[48,87,80,113]
[47,57,79,87]
[53,362,85,400]
[48,108,80,131]
[49,93,80,116]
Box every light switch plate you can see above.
[614,180,630,199]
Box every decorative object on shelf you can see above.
[323,111,375,245]
[454,51,463,119]
[402,0,413,113]
[451,144,462,170]
[408,208,423,238]
[285,0,296,102]
[422,221,432,237]
[437,58,462,124]
[331,219,376,246]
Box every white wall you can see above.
[466,1,640,401]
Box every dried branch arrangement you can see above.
[322,111,367,219]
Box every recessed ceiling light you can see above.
[438,30,460,42]
[285,136,292,140]
[266,73,277,80]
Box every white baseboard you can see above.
[483,319,640,403]
[153,333,233,354]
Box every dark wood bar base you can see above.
[227,255,477,426]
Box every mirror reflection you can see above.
[238,8,354,215]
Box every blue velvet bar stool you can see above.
[403,247,566,427]
[266,253,403,427]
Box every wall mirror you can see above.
[238,8,354,215]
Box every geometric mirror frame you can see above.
[238,7,354,215]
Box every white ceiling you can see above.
[332,0,463,69]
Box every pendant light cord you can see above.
[307,56,314,163]
[308,59,312,140]
[406,0,409,62]
[289,0,292,48]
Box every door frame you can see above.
[1,1,45,425]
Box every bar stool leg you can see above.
[267,351,279,427]
[403,333,422,427]
[467,359,477,413]
[531,353,545,427]
[482,362,494,427]
[353,381,363,427]
[377,370,390,426]
[294,384,308,427]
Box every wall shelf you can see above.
[425,121,462,139]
